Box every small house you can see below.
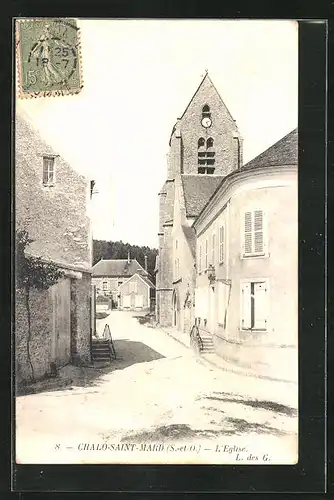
[119,273,155,312]
[92,254,149,308]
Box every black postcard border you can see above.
[2,10,327,495]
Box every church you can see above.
[155,72,298,382]
[155,71,243,333]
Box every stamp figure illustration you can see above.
[16,18,82,97]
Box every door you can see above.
[135,294,143,308]
[52,278,71,367]
[172,289,180,329]
[209,285,215,333]
[123,294,131,308]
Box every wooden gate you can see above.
[51,278,71,367]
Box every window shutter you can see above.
[220,226,224,262]
[241,282,251,329]
[254,210,264,254]
[254,282,267,329]
[43,161,49,184]
[49,162,54,182]
[244,212,252,254]
[123,295,131,308]
[135,294,143,307]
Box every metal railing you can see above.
[190,324,203,353]
[102,324,116,360]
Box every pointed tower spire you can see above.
[168,71,243,176]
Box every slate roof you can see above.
[119,272,156,289]
[138,274,156,289]
[92,259,145,277]
[242,128,298,170]
[182,175,224,217]
[182,224,196,258]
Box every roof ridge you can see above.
[97,258,140,262]
[178,72,237,127]
[179,72,209,120]
[181,173,225,177]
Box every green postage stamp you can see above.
[16,18,83,98]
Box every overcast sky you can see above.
[17,19,298,249]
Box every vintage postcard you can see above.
[14,18,298,466]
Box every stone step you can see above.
[92,355,111,360]
[199,335,215,352]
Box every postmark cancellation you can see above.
[15,18,83,98]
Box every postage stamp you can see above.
[16,18,83,98]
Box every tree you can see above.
[15,229,64,381]
[93,239,158,282]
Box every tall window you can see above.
[198,138,205,149]
[43,156,55,185]
[243,210,265,256]
[102,281,108,291]
[211,233,216,265]
[198,136,215,174]
[174,258,180,279]
[241,281,268,330]
[207,137,214,149]
[219,225,225,263]
[202,104,211,119]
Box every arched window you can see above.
[202,104,210,116]
[198,137,205,148]
[207,137,214,149]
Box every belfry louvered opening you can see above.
[197,136,215,174]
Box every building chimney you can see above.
[127,251,130,264]
[144,255,148,273]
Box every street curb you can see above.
[159,326,297,386]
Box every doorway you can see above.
[209,285,216,334]
[172,289,180,329]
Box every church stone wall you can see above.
[157,74,243,329]
[178,76,242,176]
